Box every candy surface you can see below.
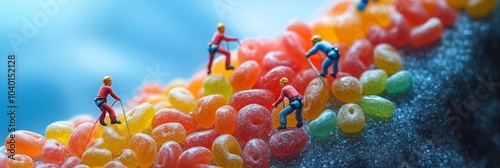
[309,110,338,137]
[337,103,366,133]
[360,69,388,95]
[242,138,269,168]
[269,128,308,156]
[358,95,395,118]
[385,70,413,94]
[234,104,273,143]
[212,134,243,168]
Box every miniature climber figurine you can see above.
[207,23,239,75]
[357,0,379,11]
[94,76,122,126]
[306,35,341,78]
[272,77,304,130]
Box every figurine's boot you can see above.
[111,119,121,124]
[277,125,286,130]
[296,122,303,128]
[226,65,235,70]
[99,120,108,126]
[207,69,211,75]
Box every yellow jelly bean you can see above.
[374,43,403,75]
[212,134,243,168]
[45,121,74,146]
[126,103,155,135]
[466,0,497,18]
[81,148,112,167]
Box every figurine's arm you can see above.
[273,89,286,107]
[222,34,238,41]
[108,88,121,101]
[306,44,320,58]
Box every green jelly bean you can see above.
[360,69,388,95]
[385,70,413,94]
[309,110,337,137]
[203,74,233,103]
[358,95,394,118]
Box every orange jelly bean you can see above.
[178,147,213,168]
[5,130,46,157]
[152,108,198,133]
[230,60,262,92]
[152,123,186,145]
[8,154,34,168]
[212,134,243,168]
[130,133,157,168]
[410,17,444,48]
[215,105,238,135]
[303,77,330,120]
[331,76,363,103]
[194,94,227,129]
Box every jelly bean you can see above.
[194,94,227,129]
[8,154,34,168]
[152,123,186,145]
[41,139,68,164]
[279,31,308,68]
[339,56,368,79]
[35,163,60,168]
[328,0,351,16]
[155,141,182,168]
[303,77,329,120]
[115,149,138,168]
[360,69,388,95]
[230,60,262,92]
[422,0,458,26]
[309,110,338,137]
[130,133,157,168]
[143,125,153,136]
[295,69,318,95]
[203,74,233,103]
[211,52,241,80]
[312,15,339,43]
[178,147,213,168]
[235,104,273,143]
[153,101,171,112]
[215,105,237,135]
[388,9,411,47]
[269,128,308,156]
[45,121,74,146]
[395,0,431,26]
[87,138,107,149]
[80,148,112,167]
[152,108,197,133]
[257,36,280,55]
[74,165,91,168]
[337,103,365,133]
[212,135,243,168]
[183,129,219,150]
[0,153,7,168]
[229,89,275,111]
[126,103,155,135]
[5,130,46,157]
[347,39,374,67]
[374,43,404,74]
[187,70,208,99]
[368,26,390,46]
[358,95,395,118]
[237,38,269,64]
[467,0,497,18]
[168,87,196,114]
[446,0,469,9]
[271,97,297,128]
[61,156,81,168]
[70,114,94,128]
[103,161,127,168]
[409,17,444,48]
[332,13,365,46]
[102,126,130,156]
[331,76,363,103]
[242,139,269,168]
[162,79,188,96]
[254,66,296,99]
[139,82,164,95]
[286,19,313,50]
[385,70,413,94]
[262,50,301,73]
[195,164,221,168]
[359,5,391,34]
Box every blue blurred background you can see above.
[0,0,329,138]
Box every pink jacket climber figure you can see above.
[94,76,122,126]
[207,23,239,75]
[272,77,304,130]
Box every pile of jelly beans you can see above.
[2,0,496,167]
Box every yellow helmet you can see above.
[279,77,289,84]
[217,23,225,32]
[103,76,112,84]
[311,35,322,43]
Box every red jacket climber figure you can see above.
[207,23,239,75]
[94,76,122,126]
[306,35,341,78]
[272,77,304,130]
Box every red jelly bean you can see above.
[395,0,431,26]
[36,163,60,168]
[388,9,411,47]
[61,156,81,168]
[346,39,374,67]
[295,69,318,95]
[155,141,182,168]
[215,105,238,135]
[422,0,458,26]
[238,38,269,65]
[230,60,262,92]
[229,89,275,111]
[70,115,94,128]
[269,128,308,156]
[262,50,301,73]
[41,139,68,164]
[410,17,444,48]
[4,130,46,157]
[0,153,7,168]
[368,25,390,46]
[178,147,212,168]
[152,108,197,133]
[234,104,273,143]
[183,129,219,150]
[286,19,313,50]
[340,56,368,79]
[68,123,96,156]
[279,31,309,68]
[242,139,269,168]
[254,66,296,99]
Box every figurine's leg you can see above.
[101,103,117,121]
[98,106,108,126]
[332,59,339,77]
[279,106,294,126]
[218,48,234,69]
[294,101,304,123]
[322,58,333,77]
[207,52,215,74]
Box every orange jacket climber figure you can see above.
[272,77,304,130]
[94,76,122,126]
[207,23,239,75]
[306,35,341,78]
